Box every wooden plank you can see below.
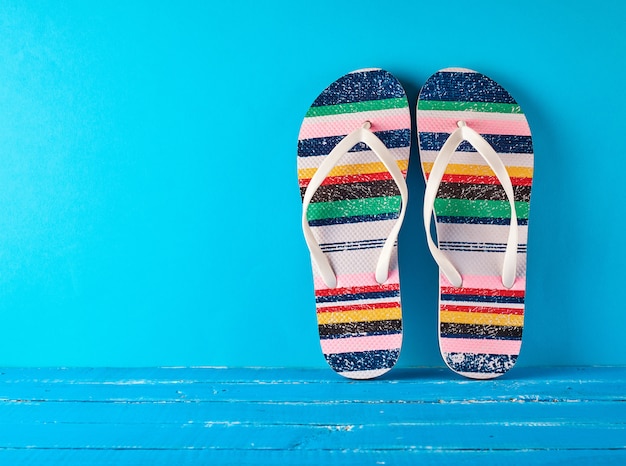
[0,367,624,464]
[1,367,624,403]
[0,448,625,466]
[1,366,624,383]
[1,421,625,450]
[0,380,623,403]
[0,399,625,425]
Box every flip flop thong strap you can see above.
[302,123,409,289]
[423,121,518,289]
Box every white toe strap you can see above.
[302,122,408,288]
[423,121,518,289]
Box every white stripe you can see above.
[436,223,529,244]
[309,244,399,277]
[454,371,504,380]
[438,299,525,310]
[337,368,391,379]
[311,218,399,242]
[320,238,386,253]
[435,249,527,278]
[439,242,527,253]
[315,295,401,310]
[440,67,475,73]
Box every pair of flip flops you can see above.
[297,68,533,380]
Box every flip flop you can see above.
[417,67,533,379]
[297,68,411,379]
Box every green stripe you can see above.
[306,196,401,221]
[305,98,408,118]
[417,100,522,114]
[434,198,529,219]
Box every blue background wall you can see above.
[0,1,624,367]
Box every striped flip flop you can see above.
[297,69,411,379]
[417,68,533,379]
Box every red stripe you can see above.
[315,283,400,297]
[441,287,525,298]
[440,304,524,315]
[424,174,532,186]
[299,171,407,188]
[317,301,402,314]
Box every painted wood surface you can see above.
[0,367,624,464]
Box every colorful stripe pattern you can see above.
[417,68,534,379]
[298,69,410,379]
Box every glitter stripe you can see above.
[325,349,400,372]
[298,129,410,157]
[319,320,402,339]
[433,198,529,220]
[419,132,533,154]
[306,196,402,222]
[440,311,524,327]
[311,69,406,107]
[419,70,517,103]
[417,100,521,113]
[305,98,408,117]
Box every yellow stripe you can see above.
[440,311,524,327]
[317,307,402,325]
[298,160,409,180]
[422,162,533,179]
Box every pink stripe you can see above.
[321,334,402,354]
[440,274,526,291]
[299,114,410,139]
[315,270,400,290]
[418,116,530,136]
[440,337,521,355]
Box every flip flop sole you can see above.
[417,68,533,379]
[298,69,411,379]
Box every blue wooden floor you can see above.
[0,367,624,465]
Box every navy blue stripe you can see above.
[299,129,411,157]
[316,289,400,304]
[325,349,400,372]
[440,293,524,304]
[320,240,385,252]
[442,244,526,249]
[443,352,517,374]
[321,244,384,253]
[419,132,533,154]
[419,71,517,104]
[321,238,386,248]
[439,242,527,253]
[440,247,527,253]
[436,216,529,226]
[311,70,405,107]
[308,212,400,227]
